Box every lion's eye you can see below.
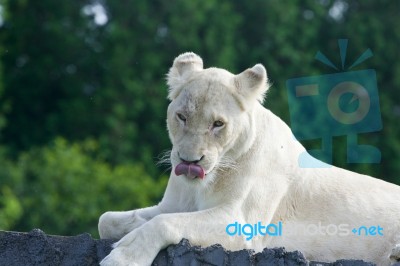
[213,120,224,128]
[177,113,186,122]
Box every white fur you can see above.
[99,53,400,266]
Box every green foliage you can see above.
[0,186,22,230]
[0,138,167,237]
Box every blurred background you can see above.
[0,0,399,238]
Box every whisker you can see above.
[156,150,172,167]
[156,150,173,175]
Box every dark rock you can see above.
[254,247,308,266]
[227,249,253,266]
[0,229,114,266]
[309,260,375,266]
[0,229,376,266]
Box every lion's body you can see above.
[99,53,400,265]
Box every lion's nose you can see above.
[179,154,204,164]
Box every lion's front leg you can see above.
[98,205,162,240]
[100,206,238,266]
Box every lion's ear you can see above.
[167,52,203,100]
[234,64,269,103]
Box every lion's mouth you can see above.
[174,162,205,179]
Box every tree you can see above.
[1,0,105,154]
[0,138,167,237]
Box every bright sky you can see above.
[329,0,348,20]
[82,3,108,26]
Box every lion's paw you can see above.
[99,211,147,239]
[100,247,140,266]
[101,228,158,266]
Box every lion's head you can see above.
[166,52,269,185]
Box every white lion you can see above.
[99,52,400,265]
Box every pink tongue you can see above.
[175,162,205,179]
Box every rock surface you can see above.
[0,229,377,266]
